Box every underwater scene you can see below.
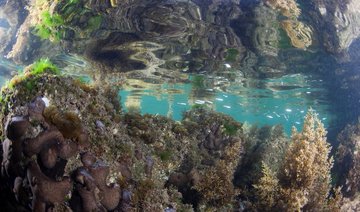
[0,0,360,211]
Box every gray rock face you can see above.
[306,0,360,55]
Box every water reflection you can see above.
[1,0,357,137]
[120,72,333,134]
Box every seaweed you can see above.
[1,59,59,92]
[30,58,60,75]
[225,48,239,62]
[33,11,65,42]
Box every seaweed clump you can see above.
[166,108,243,210]
[2,58,59,91]
[33,11,64,42]
[252,110,339,211]
[234,124,288,193]
[0,96,124,211]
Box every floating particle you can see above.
[42,97,50,107]
[224,64,231,68]
[273,112,281,117]
[195,100,205,104]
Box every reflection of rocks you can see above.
[85,32,146,73]
[304,0,360,55]
[2,0,61,64]
[259,0,313,50]
[281,20,312,49]
[0,0,28,55]
[64,0,245,75]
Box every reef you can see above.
[2,0,360,211]
[2,56,360,211]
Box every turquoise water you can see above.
[120,73,333,134]
[0,55,333,134]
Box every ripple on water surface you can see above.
[119,73,334,134]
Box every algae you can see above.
[225,48,239,62]
[33,11,65,42]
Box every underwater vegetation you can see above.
[234,111,340,211]
[1,0,360,211]
[31,0,102,42]
[0,70,360,211]
[335,119,360,197]
[1,58,59,91]
[33,11,64,42]
[29,58,60,75]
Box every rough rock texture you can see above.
[300,0,360,55]
[335,120,360,197]
[0,71,248,211]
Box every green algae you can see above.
[0,58,59,96]
[86,15,102,31]
[191,75,205,88]
[223,123,240,136]
[33,11,65,42]
[158,150,173,161]
[225,48,239,62]
[30,58,60,75]
[0,59,59,119]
